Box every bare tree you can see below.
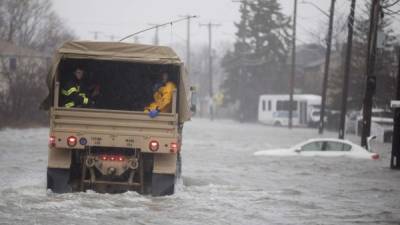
[0,0,74,127]
[0,0,74,52]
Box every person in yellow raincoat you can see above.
[145,72,176,118]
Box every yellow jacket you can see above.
[145,81,176,113]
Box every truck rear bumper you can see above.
[50,131,179,154]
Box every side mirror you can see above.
[190,86,197,114]
[294,148,301,153]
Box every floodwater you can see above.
[0,118,399,225]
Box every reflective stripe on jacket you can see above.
[61,80,89,108]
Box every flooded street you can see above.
[0,118,399,225]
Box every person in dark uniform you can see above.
[61,67,94,108]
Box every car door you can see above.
[299,141,324,156]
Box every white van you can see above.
[258,94,321,127]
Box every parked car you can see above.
[254,138,380,160]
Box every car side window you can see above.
[301,141,324,151]
[342,143,352,151]
[324,141,352,151]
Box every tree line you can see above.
[221,0,399,122]
[0,0,74,127]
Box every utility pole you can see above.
[90,31,102,40]
[154,26,159,45]
[149,24,160,45]
[106,34,116,41]
[231,0,249,122]
[200,22,220,120]
[361,0,380,147]
[338,0,356,139]
[180,15,198,73]
[318,0,336,134]
[186,15,192,73]
[289,0,298,129]
[391,48,400,169]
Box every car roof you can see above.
[305,138,353,145]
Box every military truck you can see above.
[43,41,192,196]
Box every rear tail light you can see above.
[170,142,179,153]
[67,136,77,147]
[149,140,159,151]
[371,153,380,160]
[49,136,56,147]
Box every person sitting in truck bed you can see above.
[61,67,94,108]
[144,72,176,118]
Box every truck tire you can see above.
[47,168,72,193]
[151,173,175,196]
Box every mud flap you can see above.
[151,173,175,196]
[47,168,72,193]
[151,153,180,196]
[48,148,71,169]
[152,154,177,174]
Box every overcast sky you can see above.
[51,0,398,49]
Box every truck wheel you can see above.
[47,168,72,193]
[151,173,175,196]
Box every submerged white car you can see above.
[254,138,380,160]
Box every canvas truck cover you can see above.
[43,41,191,123]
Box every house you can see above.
[0,40,49,93]
[294,44,342,96]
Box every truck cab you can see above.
[44,41,191,196]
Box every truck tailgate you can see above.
[50,107,179,151]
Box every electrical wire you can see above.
[119,16,198,42]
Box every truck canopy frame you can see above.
[43,41,191,123]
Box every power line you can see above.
[119,16,198,42]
